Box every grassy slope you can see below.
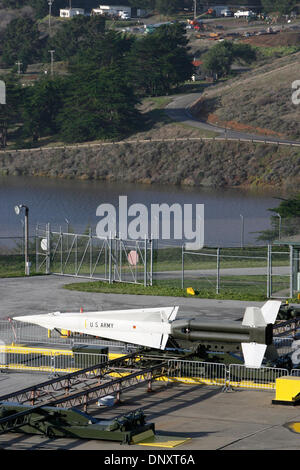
[191,50,300,140]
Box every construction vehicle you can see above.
[187,8,214,30]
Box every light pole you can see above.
[275,213,282,240]
[15,204,30,275]
[240,214,244,249]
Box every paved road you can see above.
[155,265,289,279]
[0,274,265,321]
[165,92,300,146]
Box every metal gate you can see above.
[35,224,153,286]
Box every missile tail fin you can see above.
[242,300,281,328]
[241,342,267,369]
[260,300,282,325]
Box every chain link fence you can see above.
[152,242,291,299]
[0,235,36,277]
[0,226,297,298]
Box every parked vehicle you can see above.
[119,11,131,19]
[234,10,256,19]
[221,9,233,17]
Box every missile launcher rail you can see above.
[0,350,176,442]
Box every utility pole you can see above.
[48,50,55,76]
[48,0,54,35]
[193,0,197,19]
[15,61,22,74]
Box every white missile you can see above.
[13,300,282,368]
[13,306,179,350]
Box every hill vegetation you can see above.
[191,50,300,140]
[0,18,194,146]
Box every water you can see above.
[0,175,285,247]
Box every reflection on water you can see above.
[0,175,288,246]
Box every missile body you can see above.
[171,319,273,347]
[13,300,282,368]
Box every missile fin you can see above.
[242,307,266,327]
[260,300,282,325]
[241,342,267,368]
[242,300,281,328]
[165,306,179,322]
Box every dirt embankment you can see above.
[241,31,300,48]
[0,140,300,190]
[190,98,286,138]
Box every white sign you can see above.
[41,238,48,251]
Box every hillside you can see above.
[190,49,300,140]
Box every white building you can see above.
[91,5,146,18]
[60,7,85,18]
[92,5,131,17]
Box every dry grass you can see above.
[191,51,300,139]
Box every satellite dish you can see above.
[14,205,20,215]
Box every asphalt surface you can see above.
[0,275,299,453]
[0,274,264,320]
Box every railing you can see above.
[227,364,289,390]
[0,347,108,374]
[1,344,299,391]
[167,359,227,386]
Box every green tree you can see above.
[202,41,233,78]
[155,0,181,15]
[1,17,42,68]
[261,0,298,14]
[256,194,300,242]
[202,41,256,78]
[125,23,193,96]
[22,76,66,142]
[46,15,106,62]
[69,30,134,71]
[0,74,24,147]
[56,67,140,143]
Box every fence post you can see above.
[46,223,51,274]
[144,236,148,287]
[181,244,185,289]
[216,247,220,295]
[149,239,153,287]
[35,223,38,273]
[290,245,294,299]
[60,226,63,274]
[109,233,112,284]
[267,244,271,298]
[89,227,92,278]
